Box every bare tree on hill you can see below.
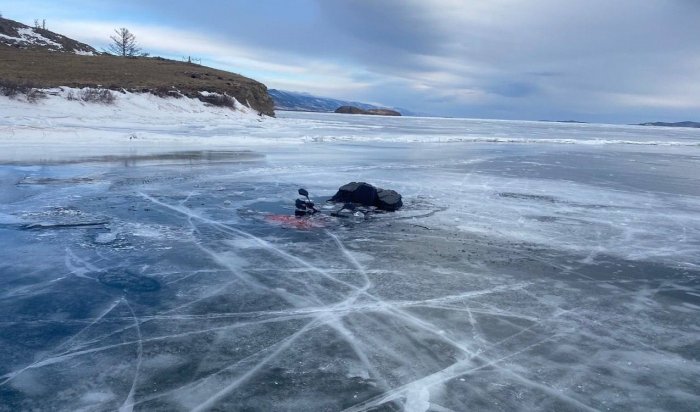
[107,27,147,57]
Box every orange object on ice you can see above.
[264,214,325,229]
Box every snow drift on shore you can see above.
[0,88,268,163]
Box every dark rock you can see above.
[334,105,401,116]
[366,108,402,116]
[376,189,403,211]
[330,182,378,206]
[330,182,403,212]
[335,105,367,115]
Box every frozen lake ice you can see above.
[1,110,700,411]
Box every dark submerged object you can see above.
[376,188,403,211]
[291,184,402,220]
[330,182,403,211]
[97,269,160,292]
[295,188,319,217]
[331,182,377,206]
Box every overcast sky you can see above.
[3,0,699,122]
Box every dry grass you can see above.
[0,78,46,102]
[78,88,116,104]
[0,46,274,115]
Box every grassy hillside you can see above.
[0,46,275,116]
[0,16,274,116]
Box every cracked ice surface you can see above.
[1,112,700,411]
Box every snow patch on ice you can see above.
[79,391,116,404]
[404,384,431,412]
[95,232,118,244]
[0,212,22,224]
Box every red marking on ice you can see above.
[265,214,325,230]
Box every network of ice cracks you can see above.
[1,147,698,412]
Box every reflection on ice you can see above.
[1,115,700,411]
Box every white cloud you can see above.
[47,19,376,96]
[49,20,302,74]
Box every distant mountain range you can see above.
[268,89,422,116]
[638,121,700,128]
[539,120,588,124]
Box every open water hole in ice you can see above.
[1,139,699,411]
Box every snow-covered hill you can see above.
[0,16,97,54]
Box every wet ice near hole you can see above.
[1,112,700,411]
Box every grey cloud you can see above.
[487,81,539,98]
[39,0,700,122]
[315,0,452,55]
